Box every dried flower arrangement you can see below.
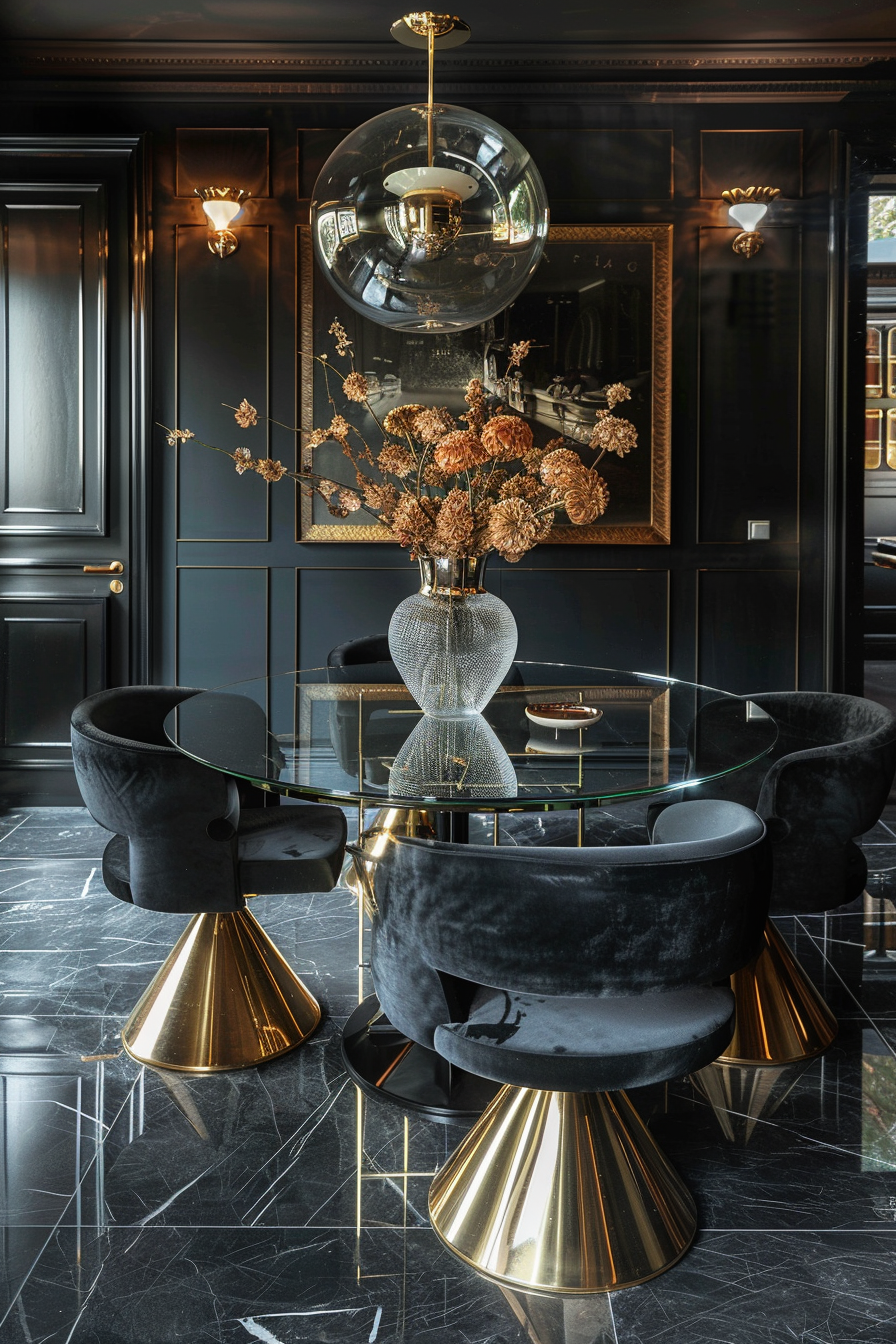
[163,320,637,563]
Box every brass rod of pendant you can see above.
[427,19,435,166]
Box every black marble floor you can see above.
[1,804,895,1343]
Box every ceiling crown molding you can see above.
[4,38,896,82]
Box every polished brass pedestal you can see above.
[717,920,838,1066]
[429,1086,696,1293]
[121,907,321,1072]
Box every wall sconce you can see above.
[195,186,250,258]
[722,186,781,259]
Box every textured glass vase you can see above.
[390,713,518,800]
[388,555,518,718]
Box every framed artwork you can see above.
[298,224,671,544]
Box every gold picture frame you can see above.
[297,224,672,544]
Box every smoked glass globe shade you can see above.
[310,102,549,333]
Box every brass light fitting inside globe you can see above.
[386,12,476,260]
[722,185,781,259]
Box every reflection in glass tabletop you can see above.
[164,663,777,812]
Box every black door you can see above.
[0,137,150,804]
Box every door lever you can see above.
[83,561,124,574]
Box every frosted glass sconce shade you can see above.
[195,187,250,259]
[721,186,781,260]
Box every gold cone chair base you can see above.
[717,919,838,1066]
[428,1086,696,1294]
[690,1057,812,1144]
[121,907,321,1072]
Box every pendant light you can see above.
[310,11,549,333]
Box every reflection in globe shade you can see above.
[311,103,549,333]
[390,714,518,800]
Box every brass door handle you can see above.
[83,561,124,574]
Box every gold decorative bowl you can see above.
[524,703,603,730]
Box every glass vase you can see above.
[390,713,518,800]
[388,555,518,718]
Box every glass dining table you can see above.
[164,662,777,1115]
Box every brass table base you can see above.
[121,907,321,1072]
[717,919,838,1066]
[429,1086,696,1294]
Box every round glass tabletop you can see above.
[163,662,777,811]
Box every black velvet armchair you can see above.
[71,685,346,1072]
[367,798,770,1293]
[672,691,896,1065]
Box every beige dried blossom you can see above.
[522,446,545,475]
[422,461,447,488]
[255,458,286,482]
[360,479,399,518]
[337,487,362,512]
[329,414,351,441]
[317,478,339,495]
[383,405,426,436]
[540,446,583,487]
[488,497,538,562]
[377,441,417,477]
[433,430,490,475]
[412,406,456,444]
[328,319,352,356]
[165,427,195,445]
[461,377,487,433]
[533,508,557,542]
[499,474,543,503]
[481,414,534,462]
[233,447,255,474]
[342,371,368,402]
[434,488,475,558]
[562,469,610,524]
[392,494,436,551]
[604,382,631,410]
[509,340,532,367]
[305,428,328,449]
[589,415,638,456]
[234,400,258,428]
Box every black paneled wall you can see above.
[157,115,836,693]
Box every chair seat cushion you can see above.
[237,803,346,895]
[434,983,735,1092]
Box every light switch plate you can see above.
[748,519,770,541]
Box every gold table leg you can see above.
[429,1086,696,1294]
[121,907,321,1072]
[717,919,838,1066]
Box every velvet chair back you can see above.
[683,691,896,915]
[370,799,769,1052]
[71,686,244,914]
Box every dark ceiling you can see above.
[1,0,896,44]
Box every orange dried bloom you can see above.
[539,447,583,487]
[233,447,255,474]
[481,414,533,461]
[391,494,436,551]
[378,442,417,478]
[562,469,610,524]
[488,497,538,562]
[434,488,474,559]
[433,430,489,475]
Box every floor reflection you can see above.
[1,806,896,1342]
